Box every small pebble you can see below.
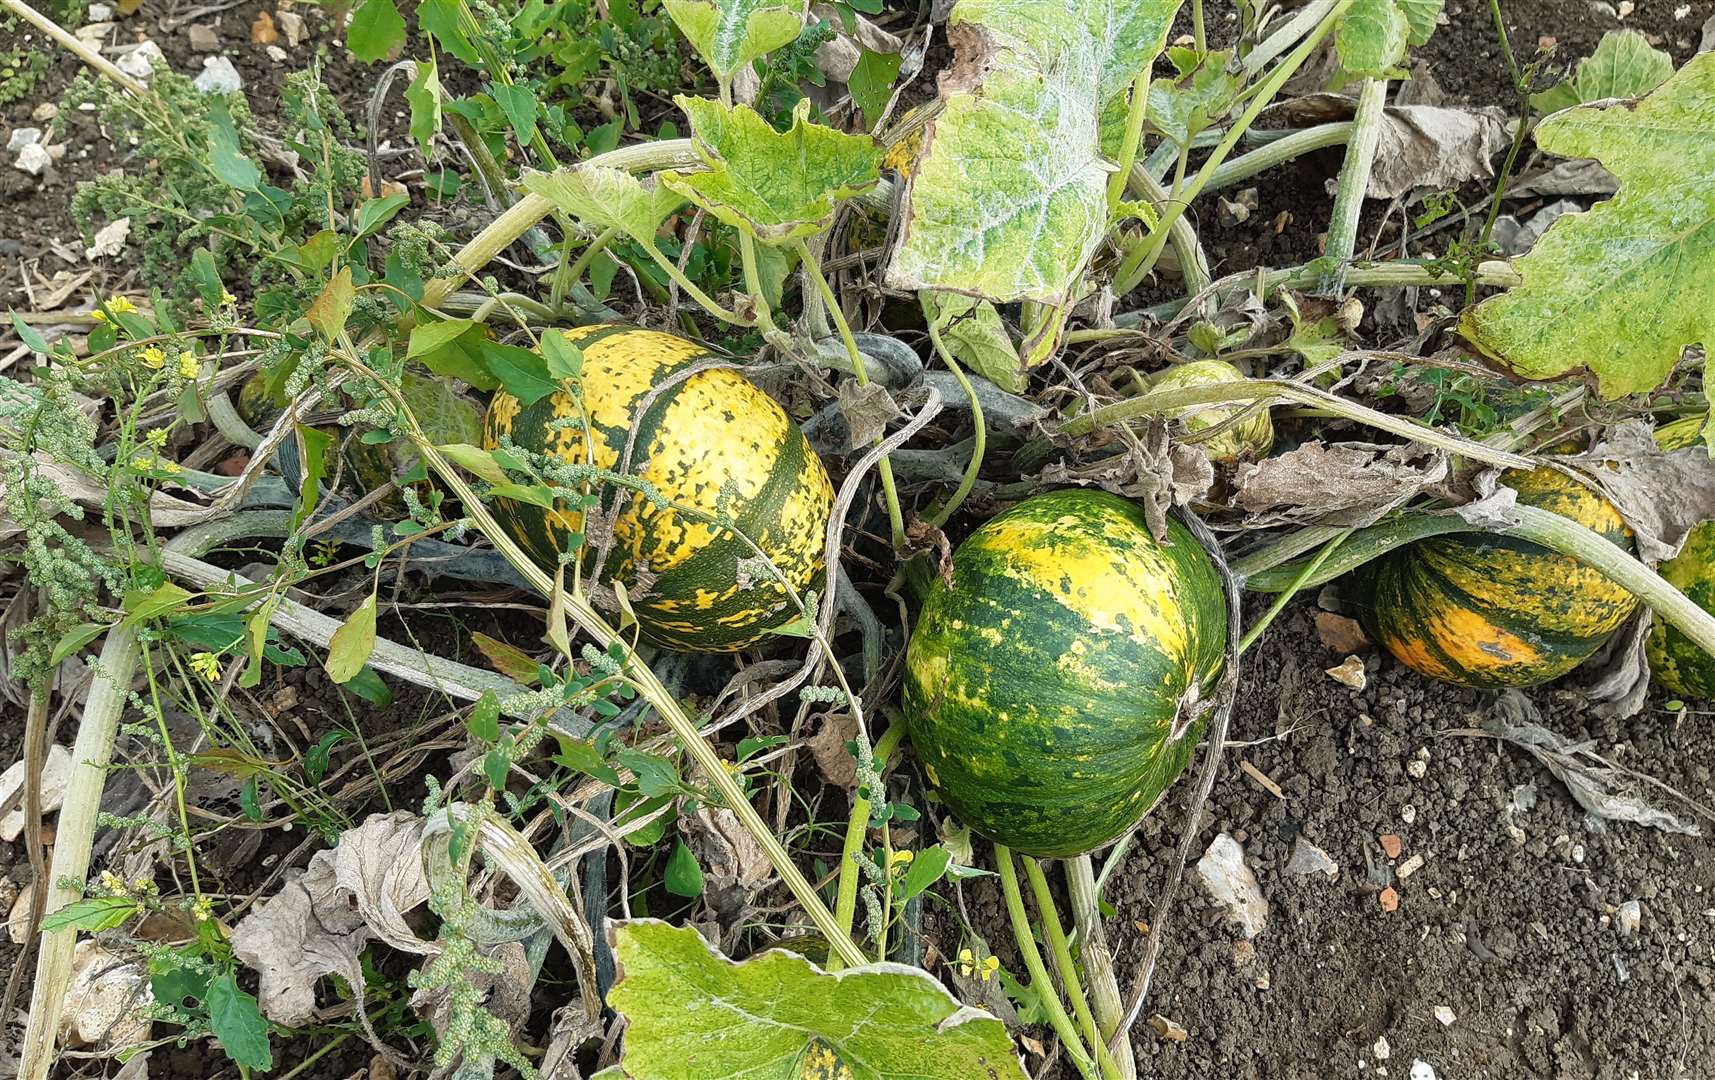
[1411,1063,1438,1080]
[1397,853,1426,880]
[87,1,112,17]
[1433,1005,1455,1027]
[266,44,288,61]
[193,55,244,94]
[1374,1035,1391,1060]
[116,41,165,79]
[1380,834,1404,859]
[1401,804,1417,825]
[13,143,50,176]
[1379,886,1400,912]
[1406,758,1428,779]
[188,23,220,50]
[1616,899,1642,935]
[6,128,42,152]
[31,102,58,122]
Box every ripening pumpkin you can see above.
[1646,416,1715,697]
[1360,466,1638,689]
[1146,359,1274,463]
[903,489,1227,857]
[482,324,834,652]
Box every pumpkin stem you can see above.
[995,844,1100,1080]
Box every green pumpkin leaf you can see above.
[664,838,705,897]
[1335,0,1440,78]
[326,594,378,684]
[1459,53,1715,400]
[1148,48,1243,146]
[607,920,1028,1080]
[849,48,903,129]
[346,0,406,62]
[886,0,1184,303]
[523,165,686,252]
[661,0,806,85]
[206,973,273,1071]
[661,97,882,244]
[923,291,1024,392]
[1530,29,1674,115]
[406,54,444,156]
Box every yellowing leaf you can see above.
[662,0,806,86]
[661,97,882,244]
[522,166,685,249]
[1460,53,1715,399]
[326,593,378,684]
[306,267,354,342]
[607,920,1028,1080]
[1531,29,1674,115]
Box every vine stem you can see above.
[1023,859,1122,1080]
[828,722,907,973]
[795,238,908,550]
[1057,373,1534,470]
[1065,855,1137,1080]
[923,321,986,529]
[1324,78,1388,265]
[1238,529,1352,652]
[1106,67,1155,211]
[994,844,1097,1079]
[1113,0,1353,294]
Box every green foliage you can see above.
[1335,0,1441,79]
[1531,29,1673,115]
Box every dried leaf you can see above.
[834,379,900,451]
[685,806,770,889]
[1265,95,1508,199]
[1564,420,1715,562]
[61,940,150,1049]
[0,742,72,842]
[1484,692,1701,835]
[1231,441,1449,527]
[330,811,434,954]
[808,711,859,788]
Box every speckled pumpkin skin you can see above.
[903,489,1227,858]
[1647,417,1715,697]
[1361,467,1638,689]
[482,325,833,652]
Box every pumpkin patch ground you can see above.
[4,0,1715,1076]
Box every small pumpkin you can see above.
[483,324,834,652]
[1145,359,1273,463]
[1646,416,1715,697]
[903,489,1226,858]
[1361,466,1638,689]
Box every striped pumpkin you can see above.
[1361,466,1638,689]
[903,489,1227,857]
[483,325,833,652]
[1647,416,1715,697]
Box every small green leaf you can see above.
[553,736,622,785]
[207,973,273,1071]
[305,730,346,783]
[493,83,541,148]
[923,292,1024,393]
[1460,53,1715,399]
[616,748,681,798]
[471,631,540,682]
[608,920,1028,1079]
[522,166,685,251]
[483,747,511,789]
[406,54,444,156]
[240,777,263,822]
[486,482,558,508]
[1531,29,1674,115]
[50,622,108,665]
[480,341,559,405]
[849,48,903,129]
[661,0,806,84]
[188,249,224,307]
[408,318,479,358]
[664,838,705,897]
[540,330,584,381]
[345,665,393,705]
[10,310,52,354]
[468,690,502,743]
[899,844,952,901]
[354,193,411,239]
[306,267,355,342]
[347,0,406,62]
[418,0,480,63]
[326,593,378,684]
[737,734,789,761]
[40,896,143,933]
[438,442,509,484]
[1148,49,1243,146]
[293,424,333,531]
[122,583,193,625]
[206,102,261,190]
[242,594,279,689]
[662,97,882,243]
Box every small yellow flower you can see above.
[146,428,168,449]
[958,947,976,976]
[90,310,107,323]
[99,870,127,895]
[176,351,198,379]
[140,346,165,368]
[107,295,136,314]
[191,895,215,923]
[889,849,914,876]
[189,652,222,681]
[220,290,237,306]
[130,454,154,471]
[979,955,999,981]
[160,460,182,474]
[956,947,999,981]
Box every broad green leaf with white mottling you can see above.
[607,920,1028,1080]
[1149,48,1243,146]
[1335,0,1441,78]
[522,166,685,249]
[885,0,1183,303]
[662,0,806,85]
[661,97,881,243]
[1531,29,1673,115]
[1460,53,1715,399]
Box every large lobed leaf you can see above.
[885,0,1183,304]
[662,97,882,243]
[606,920,1028,1079]
[1335,0,1441,79]
[1530,29,1673,115]
[1461,52,1715,399]
[522,166,686,249]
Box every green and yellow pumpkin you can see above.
[1647,416,1715,697]
[903,489,1227,857]
[482,324,834,652]
[1361,466,1638,689]
[1145,359,1274,464]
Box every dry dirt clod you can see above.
[0,743,74,842]
[188,23,219,51]
[1374,1035,1391,1060]
[1379,886,1400,912]
[1314,611,1369,653]
[251,10,279,43]
[1379,834,1404,860]
[1326,655,1367,690]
